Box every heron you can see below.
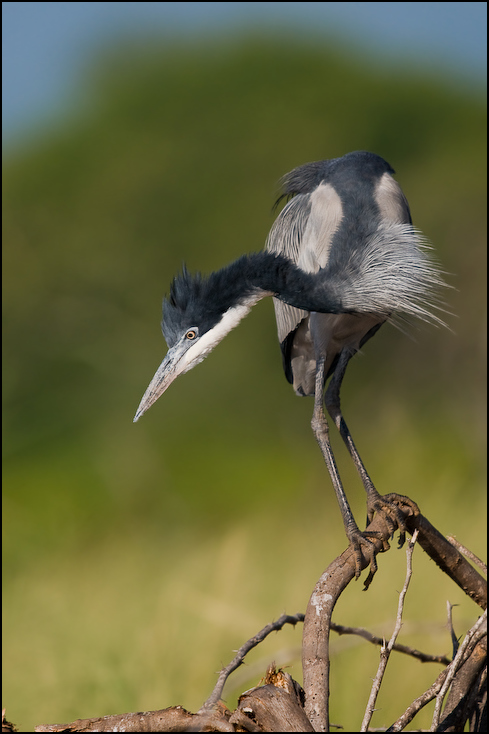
[134,151,446,577]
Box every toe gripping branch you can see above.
[355,494,420,590]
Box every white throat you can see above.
[181,292,266,373]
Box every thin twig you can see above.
[200,606,447,717]
[198,612,304,712]
[386,611,487,732]
[446,600,460,659]
[361,529,419,732]
[330,621,450,665]
[447,535,487,575]
[386,666,450,731]
[430,609,487,731]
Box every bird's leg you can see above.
[311,354,377,578]
[325,348,418,547]
[325,349,382,512]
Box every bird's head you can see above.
[134,262,264,421]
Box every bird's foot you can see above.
[366,492,420,549]
[345,523,387,587]
[344,495,419,590]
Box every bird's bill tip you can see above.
[133,407,145,423]
[133,371,171,422]
[133,346,185,422]
[133,385,165,423]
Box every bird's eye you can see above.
[186,330,197,340]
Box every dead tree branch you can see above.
[199,613,304,713]
[302,497,418,732]
[35,706,209,732]
[302,502,486,732]
[386,612,487,732]
[431,611,487,730]
[439,635,487,732]
[330,621,450,664]
[446,536,487,576]
[228,665,314,732]
[24,501,486,732]
[408,514,487,610]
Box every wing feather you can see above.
[265,194,310,344]
[265,184,344,343]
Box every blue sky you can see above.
[2,2,487,146]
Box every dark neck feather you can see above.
[214,251,344,314]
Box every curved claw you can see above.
[348,493,420,589]
[367,493,420,549]
[344,495,419,589]
[347,528,386,586]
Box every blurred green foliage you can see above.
[3,35,486,731]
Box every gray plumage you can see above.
[134,151,448,578]
[266,151,445,395]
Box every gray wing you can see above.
[265,182,344,343]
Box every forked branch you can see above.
[302,501,486,732]
[28,501,488,732]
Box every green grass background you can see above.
[3,34,486,731]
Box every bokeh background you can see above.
[3,3,487,731]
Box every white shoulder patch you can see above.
[375,173,410,224]
[298,183,343,273]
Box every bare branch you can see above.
[467,664,487,732]
[431,610,487,730]
[199,613,304,713]
[408,514,487,610]
[439,635,487,731]
[24,503,487,733]
[330,622,450,665]
[302,497,419,732]
[35,706,206,732]
[386,666,450,732]
[446,535,487,576]
[361,529,418,732]
[446,600,460,659]
[302,550,357,732]
[387,612,487,732]
[229,666,314,732]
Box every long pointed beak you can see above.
[133,341,190,422]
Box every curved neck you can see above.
[213,251,343,314]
